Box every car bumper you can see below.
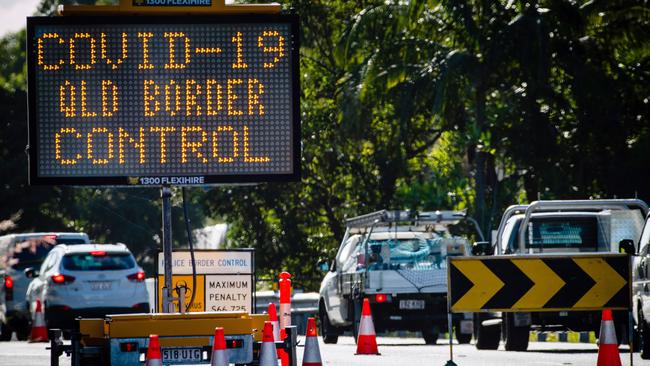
[531,310,626,332]
[367,294,465,332]
[46,304,150,329]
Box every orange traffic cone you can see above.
[211,327,228,366]
[146,334,163,366]
[302,317,323,366]
[355,298,380,355]
[259,321,279,366]
[28,299,48,342]
[597,309,621,366]
[268,303,281,342]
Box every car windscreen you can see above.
[507,217,599,251]
[367,238,464,270]
[55,238,88,245]
[3,239,55,270]
[62,253,136,271]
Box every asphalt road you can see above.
[0,336,643,366]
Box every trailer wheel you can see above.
[503,313,529,351]
[422,327,439,345]
[452,320,471,344]
[475,318,500,350]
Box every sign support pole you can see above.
[446,311,456,366]
[161,185,174,313]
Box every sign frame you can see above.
[447,253,632,313]
[155,248,256,313]
[26,14,300,186]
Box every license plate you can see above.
[399,300,425,310]
[162,347,203,363]
[90,281,112,291]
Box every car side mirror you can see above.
[619,239,635,255]
[317,260,330,272]
[24,267,39,279]
[472,241,493,256]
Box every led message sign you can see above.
[27,15,299,185]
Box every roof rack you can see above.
[345,210,467,228]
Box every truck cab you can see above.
[318,210,482,345]
[485,199,647,351]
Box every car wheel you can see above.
[16,325,30,341]
[319,305,338,344]
[351,300,361,343]
[475,321,500,350]
[454,320,472,344]
[641,316,650,360]
[503,313,530,351]
[422,327,439,345]
[0,323,12,341]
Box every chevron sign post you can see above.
[448,254,631,312]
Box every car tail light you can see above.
[127,271,146,282]
[227,339,243,349]
[4,275,13,301]
[132,302,149,310]
[375,294,388,303]
[90,251,107,256]
[120,342,139,352]
[51,273,75,284]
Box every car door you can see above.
[324,235,361,325]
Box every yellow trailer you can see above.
[49,312,298,366]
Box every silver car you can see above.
[25,243,149,330]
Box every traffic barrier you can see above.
[302,317,322,366]
[259,321,279,366]
[28,299,48,342]
[597,309,621,366]
[210,327,228,366]
[529,331,596,344]
[268,303,281,342]
[278,272,292,366]
[145,334,163,366]
[355,298,380,355]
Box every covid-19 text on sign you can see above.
[27,15,299,186]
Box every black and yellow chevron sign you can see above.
[449,254,630,312]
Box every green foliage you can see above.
[0,0,648,290]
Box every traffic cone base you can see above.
[355,299,380,355]
[302,317,323,366]
[259,321,279,366]
[596,309,621,366]
[211,327,229,366]
[29,300,48,343]
[145,334,163,366]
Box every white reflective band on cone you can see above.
[259,341,279,366]
[33,310,46,327]
[211,349,228,366]
[302,336,322,364]
[145,359,163,366]
[280,303,291,328]
[599,320,617,345]
[271,320,281,342]
[358,315,376,335]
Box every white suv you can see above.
[25,244,149,330]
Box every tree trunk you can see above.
[474,87,488,236]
